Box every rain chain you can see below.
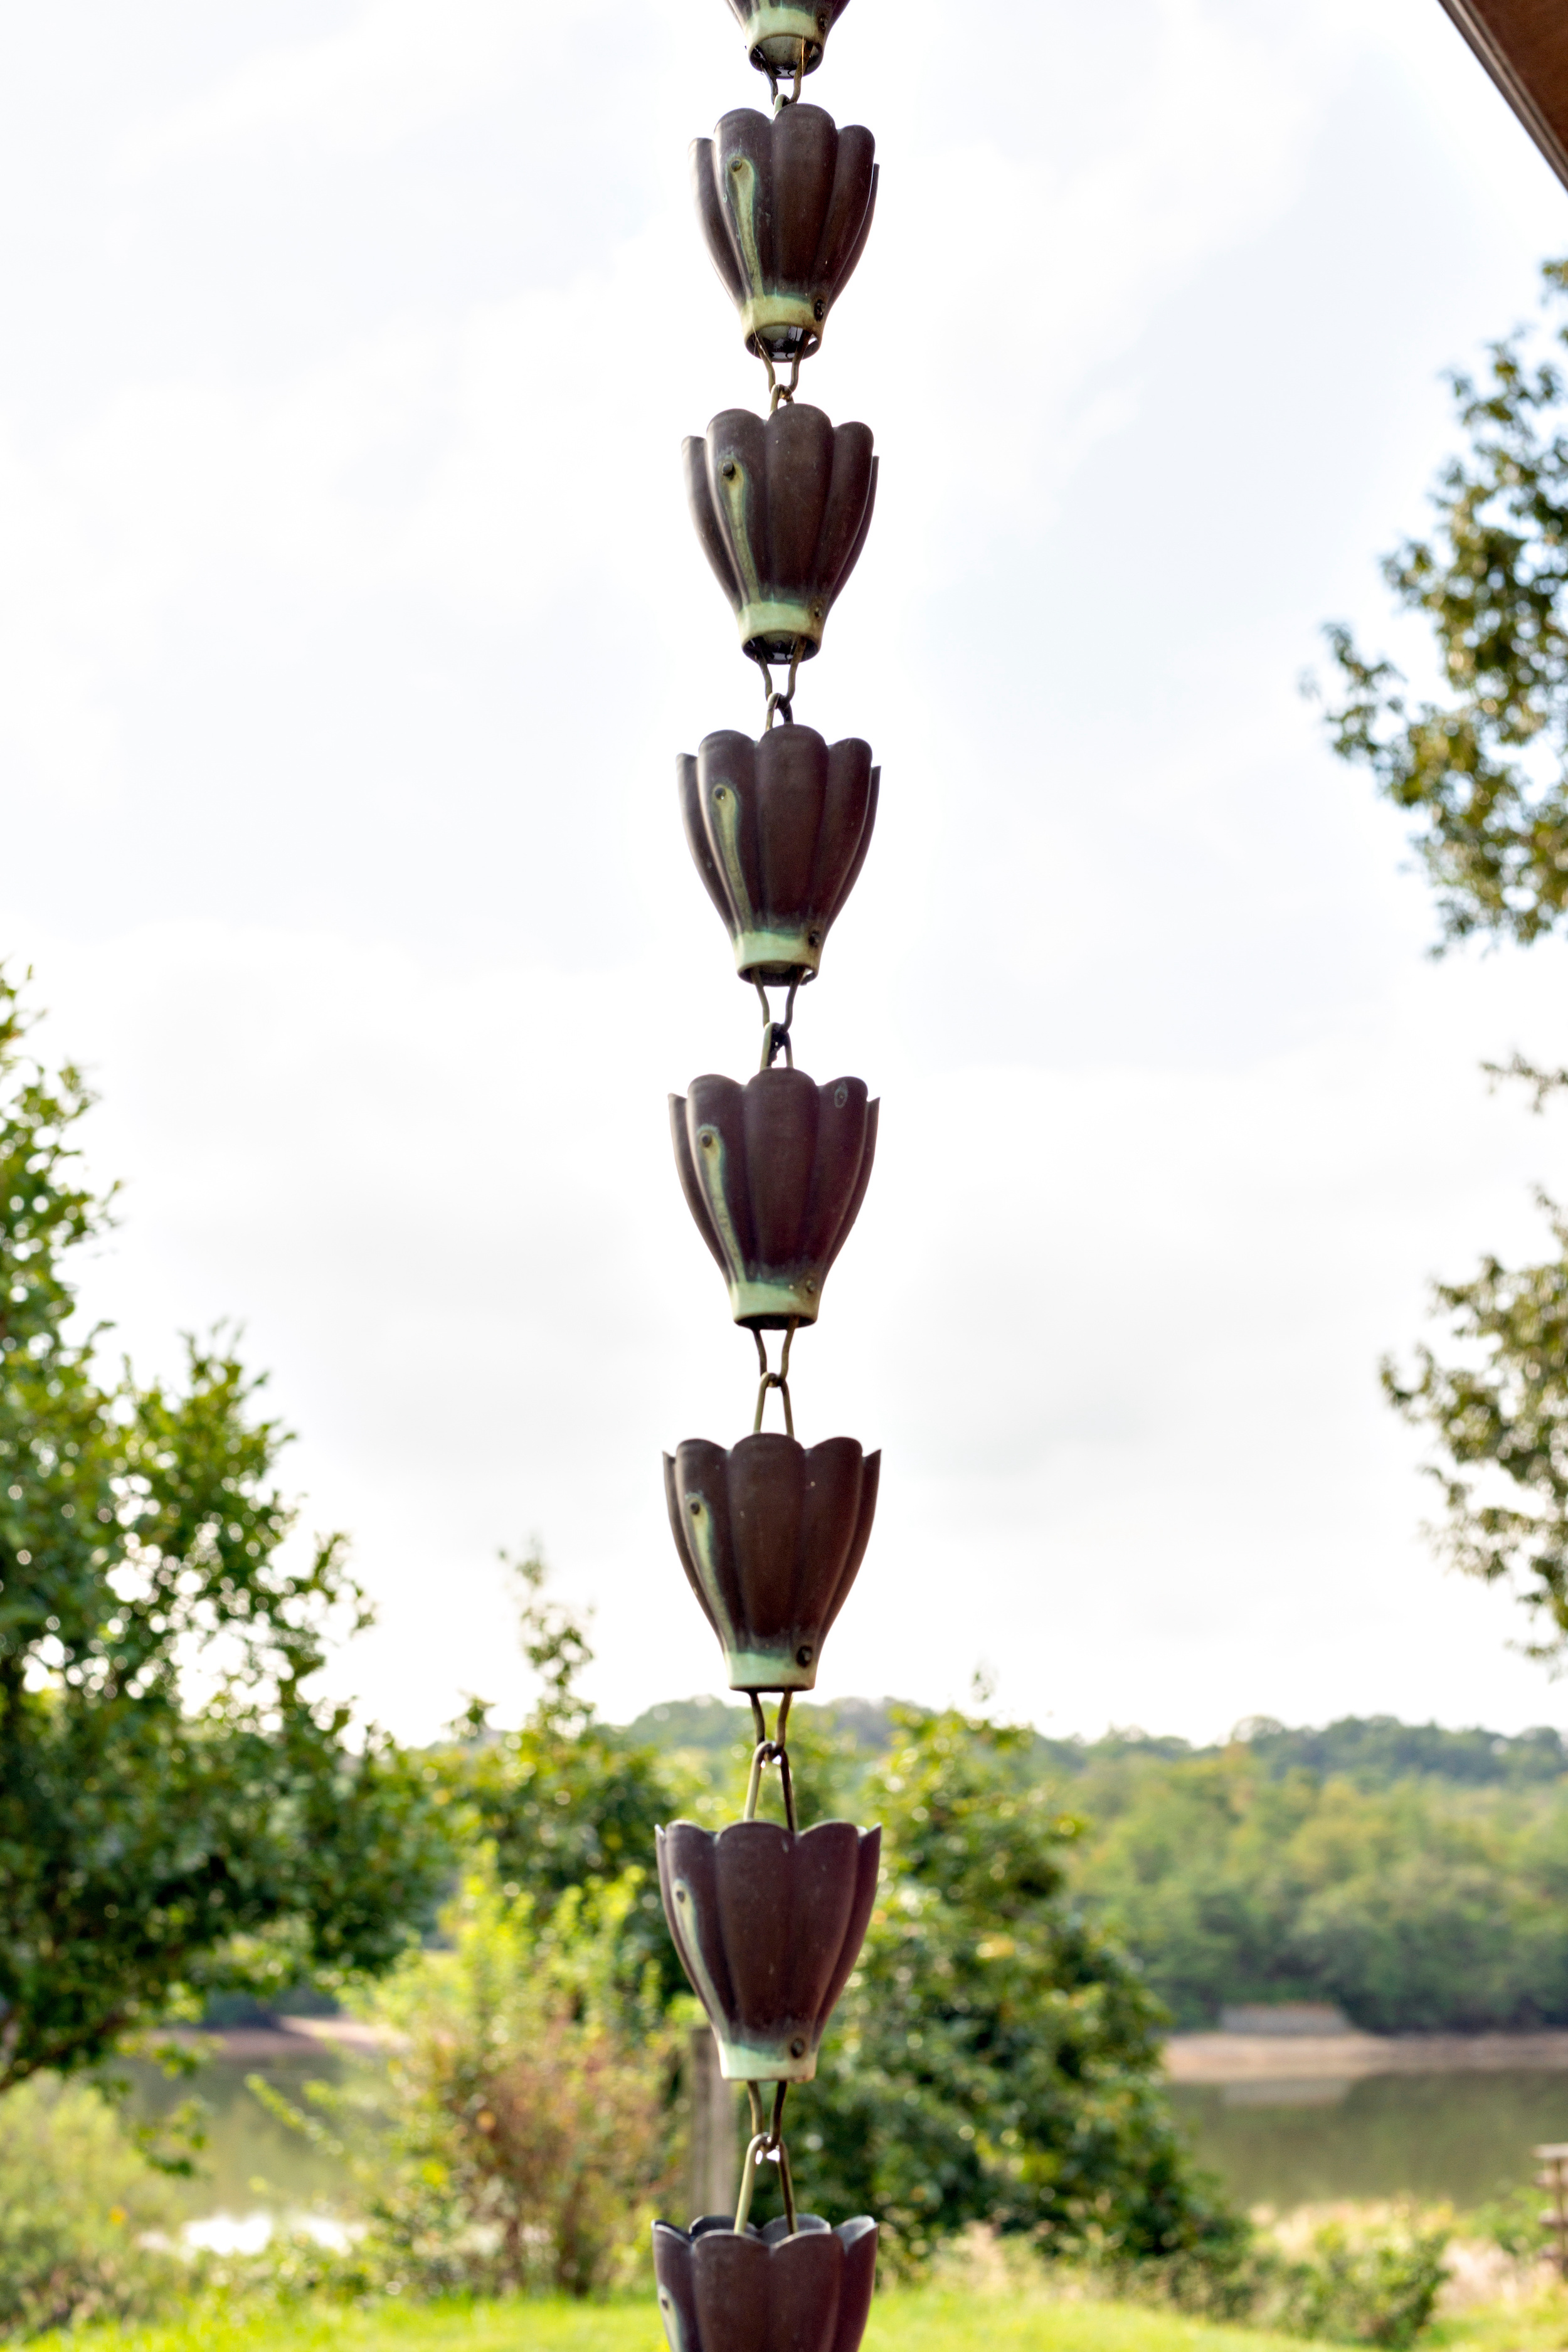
[652,4,886,2347]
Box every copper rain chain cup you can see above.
[670,1067,877,1328]
[679,726,879,984]
[650,0,893,2329]
[684,405,877,666]
[654,2213,879,2352]
[658,1820,880,2080]
[665,1434,880,1690]
[693,106,877,363]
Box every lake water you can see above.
[124,2048,358,2223]
[1172,2072,1568,2210]
[128,2050,1568,2223]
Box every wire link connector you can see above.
[752,1321,798,1436]
[755,977,801,1069]
[761,642,803,729]
[742,1691,797,1831]
[762,38,809,112]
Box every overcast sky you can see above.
[6,0,1568,1745]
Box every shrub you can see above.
[1276,2217,1451,2348]
[255,1862,681,2301]
[0,2075,183,2338]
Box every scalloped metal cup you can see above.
[657,1818,880,2080]
[679,728,878,986]
[684,406,877,668]
[670,1067,877,1329]
[655,2213,877,2352]
[692,106,877,363]
[665,1433,879,1691]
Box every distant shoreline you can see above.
[156,2017,393,2063]
[1167,2029,1568,2082]
[160,2016,1568,2082]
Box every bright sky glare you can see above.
[5,0,1568,1745]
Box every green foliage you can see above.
[1123,2208,1452,2348]
[632,1703,1568,2032]
[622,1693,898,1761]
[1311,258,1568,1661]
[0,969,449,2087]
[1316,256,1568,949]
[433,1554,684,2015]
[0,2074,184,2338]
[1065,1744,1568,2032]
[782,1707,1243,2273]
[1382,1201,1568,1661]
[1469,2185,1551,2262]
[1273,2220,1450,2349]
[256,1865,679,2301]
[630,1702,1568,1796]
[1233,1718,1567,1790]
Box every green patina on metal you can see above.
[728,1270,820,1328]
[727,152,765,301]
[710,2029,820,2084]
[682,1490,723,1616]
[710,786,824,977]
[723,1643,818,1692]
[736,597,821,659]
[692,1121,829,1325]
[743,4,828,71]
[718,460,763,610]
[692,1124,750,1298]
[741,291,821,351]
[669,1876,733,2037]
[708,781,758,941]
[734,923,823,981]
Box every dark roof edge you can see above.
[1436,0,1568,190]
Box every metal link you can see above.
[752,1322,797,1438]
[741,1691,797,1831]
[761,642,802,729]
[755,977,800,1071]
[759,342,803,413]
[763,38,809,112]
[736,2082,797,2233]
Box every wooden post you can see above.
[1534,2141,1568,2277]
[687,2025,739,2224]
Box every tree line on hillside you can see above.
[631,1698,1568,2037]
[628,1696,1568,1788]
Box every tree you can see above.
[1316,259,1568,1655]
[0,969,448,2089]
[438,1553,682,2011]
[1318,258,1568,950]
[782,1707,1242,2272]
[1380,1214,1568,1658]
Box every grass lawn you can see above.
[1428,2284,1568,2352]
[35,2294,1329,2352]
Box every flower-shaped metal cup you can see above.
[684,406,877,667]
[654,2213,877,2352]
[657,1818,881,2079]
[679,728,878,985]
[693,107,877,363]
[670,1067,877,1328]
[724,0,853,86]
[665,1434,879,1692]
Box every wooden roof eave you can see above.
[1436,0,1568,191]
